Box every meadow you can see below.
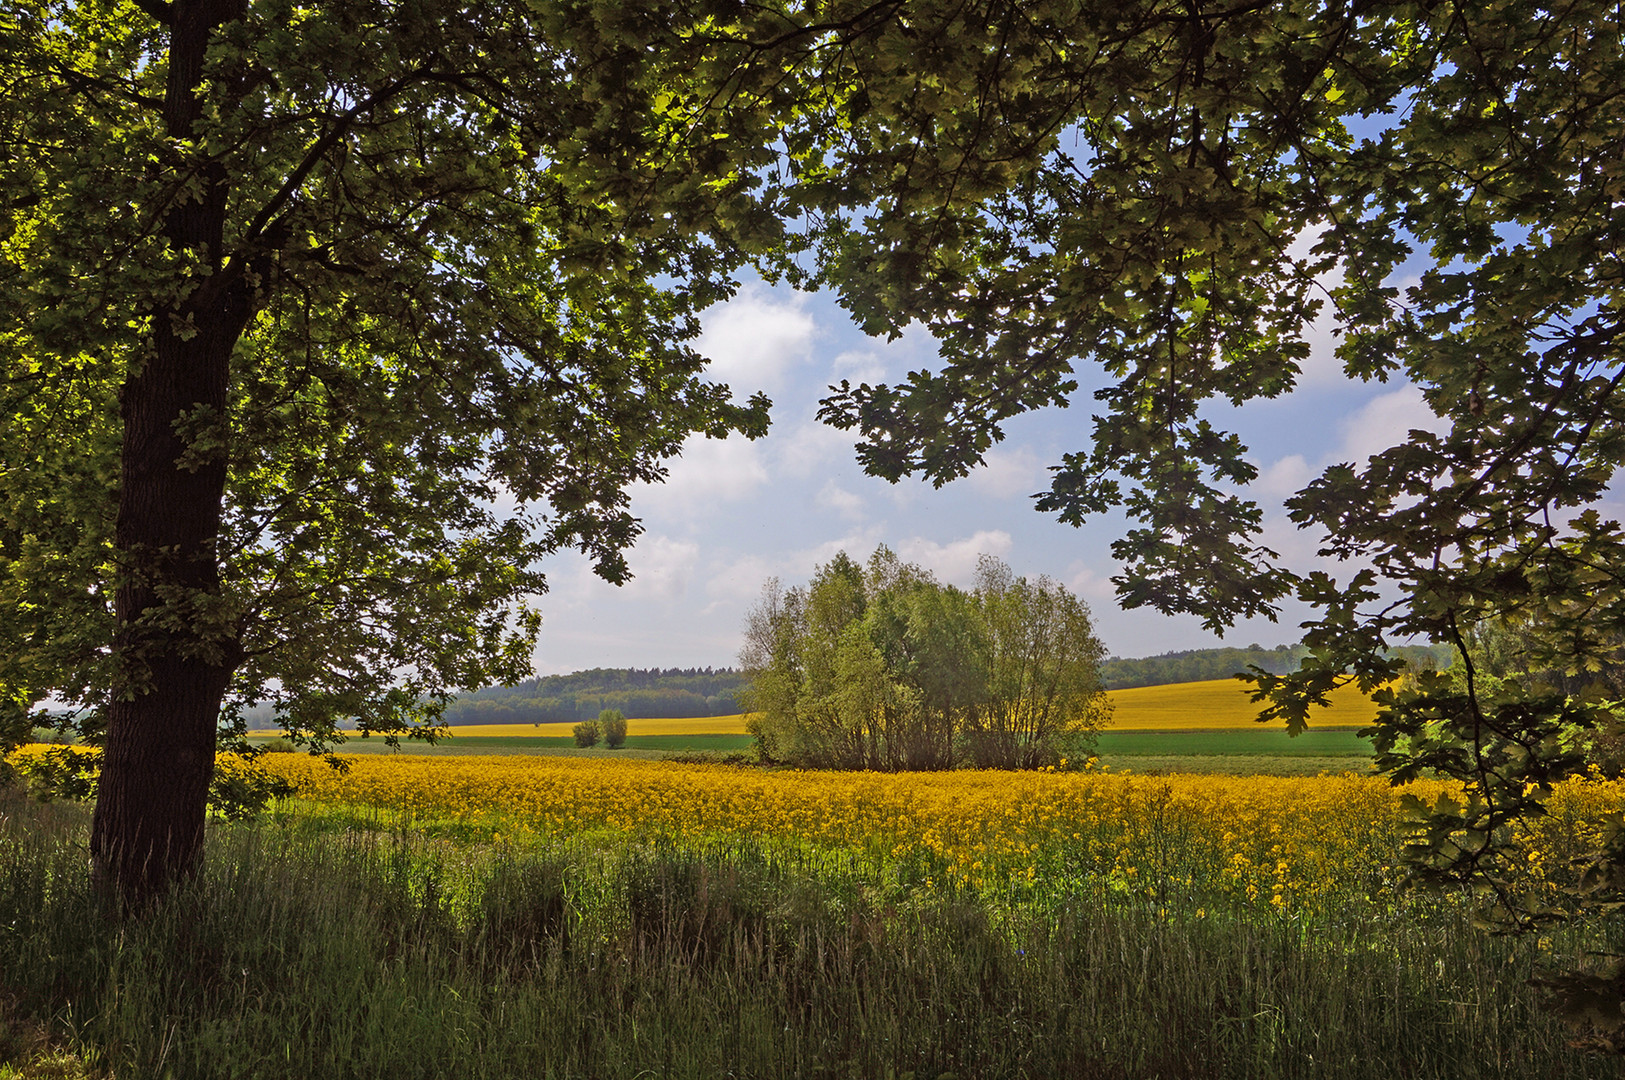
[4,740,1624,1078]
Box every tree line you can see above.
[446,688,742,725]
[1098,643,1453,690]
[741,548,1110,771]
[1100,646,1308,690]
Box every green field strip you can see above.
[1094,728,1374,758]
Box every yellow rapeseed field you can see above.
[1106,678,1378,730]
[249,752,1625,912]
[10,741,1625,913]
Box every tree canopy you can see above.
[0,0,840,899]
[797,0,1624,1038]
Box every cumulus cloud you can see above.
[1254,454,1313,500]
[828,320,940,387]
[963,446,1046,499]
[1335,385,1444,467]
[773,419,854,480]
[632,433,769,515]
[619,535,700,603]
[1279,225,1355,390]
[897,530,1014,586]
[1064,561,1117,603]
[702,527,888,606]
[697,284,817,398]
[703,554,783,608]
[815,479,865,520]
[832,349,888,385]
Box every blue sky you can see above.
[527,264,1446,675]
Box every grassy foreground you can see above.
[2,765,1621,1079]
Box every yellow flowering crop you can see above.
[14,741,1624,916]
[1106,678,1378,729]
[250,753,1625,912]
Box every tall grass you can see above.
[0,782,1611,1079]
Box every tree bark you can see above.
[90,0,250,907]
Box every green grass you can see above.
[0,781,1616,1079]
[256,728,1369,770]
[1103,755,1377,777]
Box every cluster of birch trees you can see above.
[740,548,1110,771]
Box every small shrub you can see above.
[14,747,99,803]
[27,727,76,746]
[664,750,757,768]
[209,757,298,821]
[572,720,601,748]
[258,737,297,754]
[599,709,627,749]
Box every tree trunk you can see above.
[90,0,250,907]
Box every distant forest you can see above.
[1098,642,1452,690]
[1098,644,1309,689]
[443,667,747,725]
[442,645,1458,724]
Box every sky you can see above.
[525,274,1447,675]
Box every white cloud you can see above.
[1276,224,1360,390]
[633,433,769,514]
[963,446,1046,499]
[832,348,888,385]
[703,554,782,607]
[1064,561,1117,603]
[697,284,816,398]
[1255,454,1312,500]
[619,535,700,603]
[702,526,887,607]
[1295,309,1350,389]
[827,320,940,386]
[897,530,1014,586]
[773,419,853,480]
[1335,385,1443,467]
[815,479,865,519]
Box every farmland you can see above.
[304,678,1382,771]
[3,746,1622,1078]
[2,678,1599,1078]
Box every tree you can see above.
[3,0,854,903]
[740,548,1109,769]
[598,709,627,750]
[798,0,1625,1040]
[966,556,1112,770]
[24,0,1141,902]
[571,720,601,749]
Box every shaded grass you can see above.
[0,782,1613,1079]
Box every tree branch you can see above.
[236,59,443,251]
